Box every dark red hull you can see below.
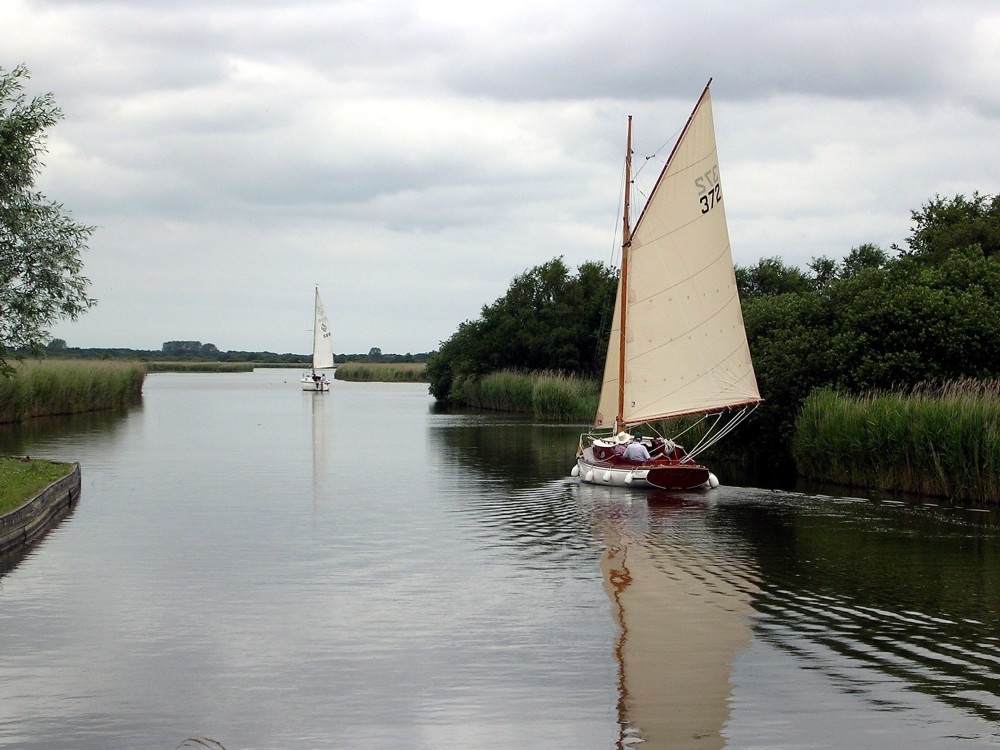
[643,464,712,490]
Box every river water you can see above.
[0,369,998,749]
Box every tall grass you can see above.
[0,360,146,424]
[335,362,427,382]
[793,380,1000,503]
[145,361,255,373]
[449,369,598,422]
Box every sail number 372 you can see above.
[695,165,722,214]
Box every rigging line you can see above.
[609,152,628,268]
[631,127,680,182]
[627,119,684,227]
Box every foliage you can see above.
[733,193,1000,475]
[162,340,219,355]
[900,192,1000,263]
[0,360,145,423]
[735,256,814,298]
[0,64,95,377]
[426,257,617,402]
[793,382,1000,503]
[334,362,427,382]
[144,361,254,373]
[448,368,598,421]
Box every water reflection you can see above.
[0,406,136,458]
[429,416,761,748]
[730,494,1000,730]
[0,408,132,583]
[589,490,758,749]
[0,502,76,580]
[428,412,579,488]
[429,414,1000,747]
[309,389,329,498]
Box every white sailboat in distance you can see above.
[301,285,334,392]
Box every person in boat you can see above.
[622,434,652,463]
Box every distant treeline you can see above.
[37,341,432,366]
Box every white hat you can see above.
[616,431,632,444]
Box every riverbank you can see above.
[334,361,427,382]
[0,360,145,424]
[794,381,1000,504]
[441,371,1000,504]
[145,361,256,373]
[0,457,79,555]
[447,368,597,421]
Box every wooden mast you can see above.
[311,284,320,375]
[616,116,632,431]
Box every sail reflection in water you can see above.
[435,414,1000,749]
[586,489,758,748]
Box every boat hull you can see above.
[575,449,714,490]
[301,376,330,392]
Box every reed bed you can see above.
[793,380,1000,503]
[335,362,427,382]
[450,369,599,421]
[0,360,146,424]
[145,361,255,373]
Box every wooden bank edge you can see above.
[0,462,81,557]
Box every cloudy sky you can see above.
[4,0,1000,355]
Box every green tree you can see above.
[733,197,1000,476]
[426,257,617,402]
[901,192,1000,262]
[0,64,94,376]
[826,249,1000,391]
[841,242,890,277]
[163,341,202,355]
[735,256,813,298]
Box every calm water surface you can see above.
[0,369,998,749]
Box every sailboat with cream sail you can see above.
[301,285,335,392]
[573,80,761,490]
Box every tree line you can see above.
[425,257,618,400]
[428,192,1000,476]
[42,340,432,365]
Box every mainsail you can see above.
[594,82,761,429]
[311,287,334,371]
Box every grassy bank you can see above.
[450,369,598,421]
[793,381,1000,503]
[335,362,427,382]
[0,456,75,515]
[145,361,256,373]
[0,360,146,424]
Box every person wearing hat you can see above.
[622,434,651,462]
